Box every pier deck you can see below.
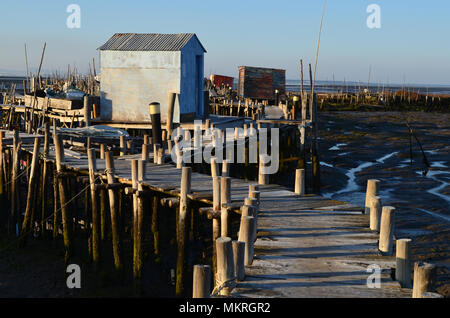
[3,130,412,298]
[231,190,412,298]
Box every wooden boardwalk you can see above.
[231,189,412,298]
[3,130,412,298]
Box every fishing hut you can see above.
[238,66,286,102]
[98,33,207,127]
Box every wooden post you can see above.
[220,177,231,206]
[151,194,160,257]
[259,154,269,185]
[127,139,134,155]
[142,143,149,162]
[120,136,126,157]
[238,216,255,266]
[149,102,162,146]
[233,241,245,281]
[211,157,218,177]
[83,95,91,127]
[87,148,100,266]
[54,133,72,263]
[396,238,412,288]
[412,262,437,298]
[9,130,20,235]
[20,137,41,244]
[295,168,305,195]
[130,159,139,275]
[105,151,123,274]
[43,122,49,156]
[215,237,235,296]
[212,176,220,276]
[167,93,176,139]
[192,265,211,298]
[379,206,395,255]
[176,166,191,297]
[100,144,106,160]
[99,187,106,242]
[133,160,145,286]
[222,159,229,177]
[220,176,231,238]
[369,196,382,231]
[365,179,380,214]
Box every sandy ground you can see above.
[316,111,449,296]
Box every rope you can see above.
[0,174,103,253]
[2,165,30,187]
[210,276,237,297]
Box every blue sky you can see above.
[1,0,449,85]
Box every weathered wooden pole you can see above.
[100,144,106,160]
[232,241,245,281]
[83,95,91,127]
[295,168,305,195]
[149,102,162,146]
[396,238,412,288]
[365,179,380,214]
[369,196,382,231]
[54,133,72,263]
[238,216,255,266]
[130,159,139,274]
[412,262,437,298]
[151,194,160,257]
[192,265,211,298]
[133,160,145,287]
[99,187,107,242]
[43,122,49,156]
[9,130,20,235]
[215,237,235,296]
[52,165,59,241]
[211,157,218,177]
[258,154,269,185]
[379,206,395,255]
[167,93,176,139]
[20,137,41,244]
[142,143,149,162]
[87,148,100,266]
[222,159,229,177]
[176,166,191,297]
[220,177,231,237]
[104,151,123,274]
[212,176,221,275]
[119,136,126,157]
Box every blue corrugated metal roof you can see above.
[98,33,206,52]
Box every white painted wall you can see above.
[100,50,181,123]
[100,39,205,124]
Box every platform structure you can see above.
[3,130,412,298]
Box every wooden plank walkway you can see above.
[231,189,412,298]
[4,130,412,298]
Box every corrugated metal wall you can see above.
[238,66,286,100]
[210,74,234,88]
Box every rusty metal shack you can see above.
[209,74,234,88]
[238,66,285,100]
[98,33,207,126]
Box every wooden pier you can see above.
[0,128,427,298]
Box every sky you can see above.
[0,0,449,85]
